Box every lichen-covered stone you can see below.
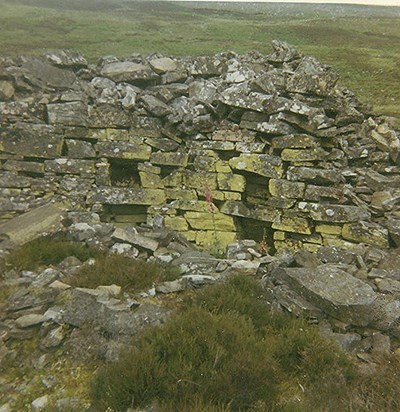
[87,104,131,128]
[298,202,371,223]
[275,265,377,326]
[112,227,159,251]
[217,173,246,192]
[149,57,177,74]
[281,148,329,162]
[88,128,131,141]
[44,159,95,175]
[189,56,227,77]
[22,57,77,89]
[268,40,302,63]
[272,215,312,235]
[47,102,88,126]
[251,205,280,222]
[235,141,266,153]
[229,154,283,178]
[315,224,342,235]
[195,230,236,249]
[321,234,358,248]
[66,139,96,158]
[269,179,305,199]
[164,216,189,231]
[342,221,389,248]
[0,172,31,188]
[141,95,171,117]
[0,203,63,245]
[220,200,251,218]
[150,151,188,167]
[145,137,180,152]
[0,80,15,100]
[287,56,338,96]
[0,123,64,158]
[3,160,44,174]
[184,171,218,190]
[271,134,318,149]
[211,190,242,201]
[193,156,217,172]
[96,140,151,160]
[185,211,236,231]
[192,140,236,151]
[287,167,341,185]
[165,188,198,201]
[100,61,158,83]
[87,187,166,205]
[304,185,343,201]
[139,171,163,189]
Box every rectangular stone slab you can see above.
[298,202,371,223]
[229,154,283,178]
[96,141,151,160]
[0,203,64,246]
[0,124,63,158]
[275,265,377,326]
[87,187,166,206]
[112,227,159,251]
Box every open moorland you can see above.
[0,0,399,123]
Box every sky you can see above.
[176,0,400,5]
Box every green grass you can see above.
[0,0,399,122]
[66,254,181,292]
[1,236,102,272]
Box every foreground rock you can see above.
[275,265,377,326]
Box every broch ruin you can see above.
[1,39,399,252]
[1,40,400,410]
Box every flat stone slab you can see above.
[112,228,159,251]
[0,203,64,246]
[15,314,47,328]
[275,264,377,326]
[87,187,166,206]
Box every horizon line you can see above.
[170,0,400,7]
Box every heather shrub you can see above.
[91,307,280,411]
[90,275,357,411]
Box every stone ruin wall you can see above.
[1,41,400,253]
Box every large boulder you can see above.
[274,265,377,326]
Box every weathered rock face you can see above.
[275,265,377,326]
[0,41,399,251]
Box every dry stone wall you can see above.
[1,41,400,252]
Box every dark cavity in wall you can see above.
[102,205,148,225]
[235,217,275,254]
[109,159,140,188]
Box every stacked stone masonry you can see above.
[1,41,399,252]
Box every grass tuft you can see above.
[67,254,181,292]
[2,236,102,272]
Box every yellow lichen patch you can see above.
[272,215,312,235]
[164,216,189,232]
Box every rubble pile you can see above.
[1,41,399,253]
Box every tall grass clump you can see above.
[67,254,181,292]
[3,235,102,271]
[90,275,357,411]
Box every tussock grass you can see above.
[2,236,102,272]
[67,254,181,292]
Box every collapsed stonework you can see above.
[1,41,400,252]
